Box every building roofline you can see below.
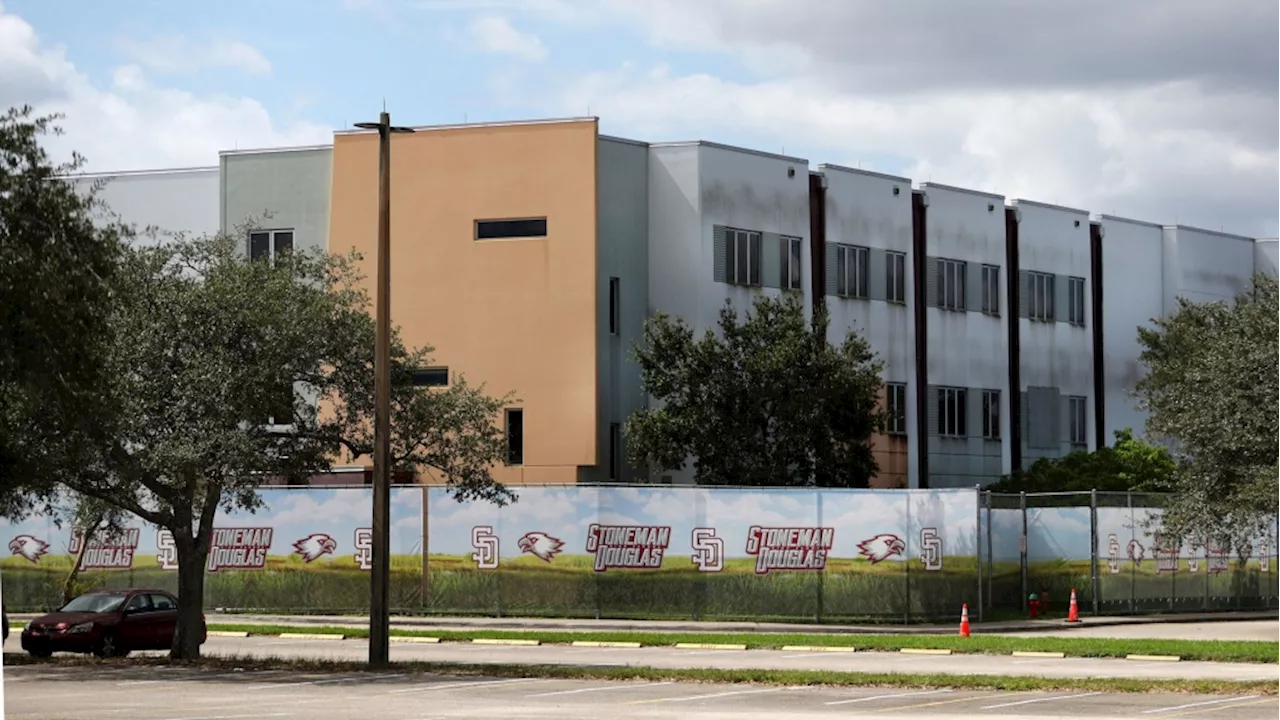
[598,134,650,148]
[1010,198,1090,216]
[1162,223,1256,242]
[1093,213,1164,229]
[1256,237,1279,243]
[332,116,599,136]
[649,140,808,165]
[56,166,219,180]
[917,182,1004,201]
[220,143,334,157]
[817,163,912,184]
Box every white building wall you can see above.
[68,167,220,244]
[1097,215,1164,442]
[1161,225,1257,308]
[646,141,811,483]
[1012,199,1094,462]
[1256,239,1279,278]
[820,165,917,487]
[918,183,1010,487]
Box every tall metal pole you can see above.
[370,111,393,667]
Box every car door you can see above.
[147,593,179,650]
[118,593,154,648]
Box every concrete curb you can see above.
[674,643,747,651]
[781,645,857,653]
[1126,654,1181,662]
[206,631,250,638]
[571,641,642,649]
[472,638,540,646]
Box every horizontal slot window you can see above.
[476,218,547,240]
[410,368,448,387]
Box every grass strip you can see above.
[4,652,1274,696]
[206,623,1279,664]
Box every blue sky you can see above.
[3,0,1276,233]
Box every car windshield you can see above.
[59,593,127,613]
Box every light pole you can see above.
[354,111,414,667]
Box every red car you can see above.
[20,589,205,658]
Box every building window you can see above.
[886,251,907,304]
[609,277,620,335]
[609,423,621,480]
[781,236,803,291]
[981,390,1000,439]
[981,264,1000,315]
[1067,276,1086,325]
[1028,271,1055,321]
[249,229,294,265]
[836,244,869,298]
[1068,396,1087,445]
[886,383,907,435]
[476,218,547,240]
[411,368,448,388]
[505,409,524,465]
[936,258,967,311]
[937,387,967,437]
[728,229,762,286]
[265,382,293,427]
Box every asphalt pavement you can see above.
[4,664,1277,720]
[5,634,1273,682]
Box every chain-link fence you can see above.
[979,491,1280,618]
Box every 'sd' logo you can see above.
[691,528,724,573]
[354,528,373,571]
[471,526,499,570]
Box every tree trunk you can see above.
[63,518,102,606]
[171,533,208,660]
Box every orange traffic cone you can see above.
[958,603,971,637]
[1066,588,1081,623]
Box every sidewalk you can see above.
[132,609,1280,635]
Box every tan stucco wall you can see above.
[328,119,600,485]
[870,385,909,488]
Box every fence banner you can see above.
[1,488,425,613]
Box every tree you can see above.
[626,293,885,486]
[988,429,1176,493]
[1133,274,1279,556]
[0,107,128,518]
[62,233,513,659]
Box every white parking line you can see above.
[1141,696,1259,714]
[526,682,673,698]
[638,687,786,704]
[981,692,1103,709]
[825,689,953,706]
[386,677,548,695]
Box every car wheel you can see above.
[27,649,52,659]
[94,631,121,659]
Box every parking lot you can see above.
[4,664,1276,720]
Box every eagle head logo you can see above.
[293,533,337,563]
[517,531,564,563]
[857,533,905,565]
[9,535,49,564]
[1127,539,1146,564]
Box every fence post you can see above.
[815,491,824,624]
[1019,491,1028,613]
[1090,489,1099,616]
[975,485,983,623]
[985,491,993,613]
[904,494,911,625]
[1127,491,1135,615]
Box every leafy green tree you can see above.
[989,429,1176,493]
[1134,274,1279,557]
[626,294,885,486]
[0,107,128,516]
[61,233,512,659]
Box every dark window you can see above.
[149,594,176,611]
[781,236,803,291]
[476,218,547,240]
[937,258,966,311]
[886,382,907,434]
[1028,271,1054,321]
[982,389,1000,439]
[505,409,524,465]
[266,382,293,426]
[411,368,449,388]
[1069,396,1088,445]
[836,244,869,298]
[938,387,967,437]
[124,594,152,613]
[1067,276,1086,325]
[981,265,1000,315]
[609,277,620,335]
[886,251,907,304]
[609,423,621,480]
[249,229,294,265]
[727,229,762,286]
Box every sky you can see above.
[2,0,1276,235]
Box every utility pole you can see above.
[354,111,414,667]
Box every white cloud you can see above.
[117,35,273,76]
[466,15,548,61]
[0,5,330,172]
[549,0,1278,235]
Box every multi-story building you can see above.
[63,115,1278,489]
